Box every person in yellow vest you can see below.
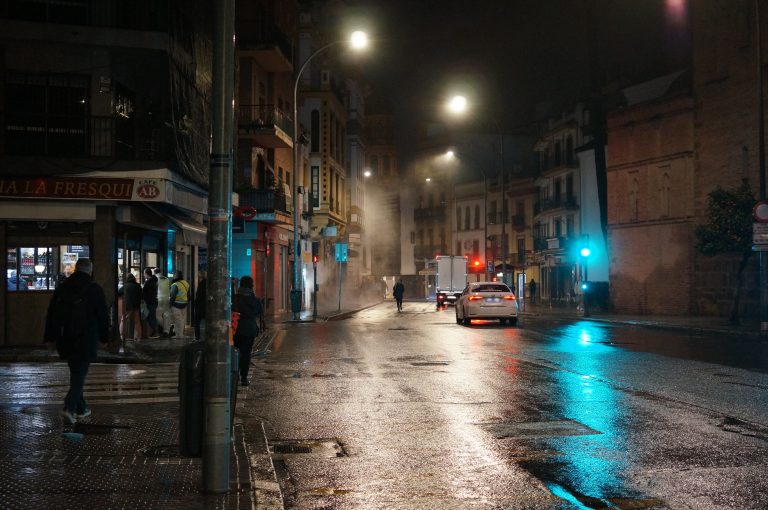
[169,270,190,338]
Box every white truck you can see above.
[434,255,468,308]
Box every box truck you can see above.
[435,255,468,308]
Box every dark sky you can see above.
[347,0,686,134]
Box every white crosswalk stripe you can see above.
[0,363,183,406]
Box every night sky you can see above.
[346,0,686,142]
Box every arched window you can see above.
[464,206,470,230]
[474,205,480,230]
[566,136,574,165]
[456,207,462,231]
[554,141,562,166]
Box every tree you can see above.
[695,181,756,325]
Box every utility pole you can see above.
[757,0,768,333]
[204,0,234,493]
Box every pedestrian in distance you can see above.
[154,268,171,336]
[232,276,263,386]
[43,258,108,425]
[529,279,537,304]
[194,270,206,341]
[169,270,190,338]
[142,267,160,338]
[118,273,142,341]
[393,279,405,312]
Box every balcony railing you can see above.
[4,114,170,160]
[238,19,294,70]
[486,212,510,225]
[414,245,445,260]
[238,189,289,215]
[414,207,446,221]
[3,0,170,31]
[237,104,293,137]
[534,195,579,215]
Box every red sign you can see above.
[0,177,134,200]
[233,206,257,220]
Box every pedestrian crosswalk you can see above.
[0,363,182,406]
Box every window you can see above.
[6,245,90,291]
[566,136,574,165]
[418,230,424,245]
[630,176,639,221]
[410,231,415,244]
[661,171,671,217]
[464,206,470,230]
[310,110,320,152]
[554,141,562,166]
[566,174,574,200]
[517,238,525,264]
[456,241,461,256]
[474,205,480,230]
[473,240,480,259]
[456,208,462,231]
[382,155,390,175]
[311,166,319,207]
[5,72,89,157]
[566,215,574,237]
[554,216,562,237]
[370,155,379,173]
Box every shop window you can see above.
[6,245,90,291]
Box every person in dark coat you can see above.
[194,271,206,340]
[392,279,405,312]
[118,273,142,340]
[44,258,108,424]
[232,275,263,386]
[142,267,159,338]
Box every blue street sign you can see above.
[335,243,348,263]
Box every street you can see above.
[241,302,768,509]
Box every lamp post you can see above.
[451,151,490,282]
[756,0,768,333]
[580,242,591,317]
[291,31,368,319]
[447,96,507,286]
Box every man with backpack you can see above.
[44,258,108,424]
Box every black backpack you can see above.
[50,283,91,358]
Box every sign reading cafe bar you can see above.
[0,176,162,201]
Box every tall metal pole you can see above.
[292,41,341,319]
[204,0,235,493]
[496,120,507,287]
[758,0,768,333]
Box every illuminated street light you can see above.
[364,170,372,178]
[580,247,591,258]
[445,150,455,159]
[292,30,369,318]
[446,95,508,286]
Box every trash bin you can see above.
[179,341,240,457]
[290,289,302,314]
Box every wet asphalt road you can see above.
[242,302,768,509]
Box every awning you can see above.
[144,203,207,246]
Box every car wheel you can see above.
[461,310,470,326]
[509,317,518,326]
[455,308,462,324]
[499,318,507,325]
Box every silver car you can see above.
[455,282,518,326]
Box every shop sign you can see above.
[133,179,163,201]
[0,176,134,200]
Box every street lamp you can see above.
[446,95,508,286]
[291,30,369,319]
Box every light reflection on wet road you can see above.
[246,302,768,509]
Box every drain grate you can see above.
[273,444,312,454]
[479,419,600,439]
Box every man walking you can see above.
[529,279,537,304]
[44,258,108,424]
[142,268,160,338]
[169,270,190,338]
[393,279,405,312]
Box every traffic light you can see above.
[312,255,318,265]
[580,247,591,257]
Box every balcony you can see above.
[4,114,171,160]
[414,245,445,260]
[237,19,294,73]
[237,105,293,148]
[534,195,579,215]
[238,189,291,224]
[533,236,571,252]
[414,206,446,221]
[511,215,526,229]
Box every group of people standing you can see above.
[118,268,191,341]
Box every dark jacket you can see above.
[194,278,206,321]
[393,282,405,298]
[233,288,262,338]
[119,280,142,311]
[142,275,158,306]
[44,270,109,361]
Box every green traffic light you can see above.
[580,247,591,257]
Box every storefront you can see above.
[0,170,207,346]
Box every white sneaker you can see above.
[75,409,91,419]
[59,409,76,424]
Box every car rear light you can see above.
[503,295,516,301]
[468,295,483,301]
[437,295,445,301]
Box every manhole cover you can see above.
[479,420,600,439]
[270,438,346,458]
[411,361,450,366]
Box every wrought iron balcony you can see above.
[237,105,293,148]
[238,19,294,72]
[534,195,579,215]
[238,189,289,218]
